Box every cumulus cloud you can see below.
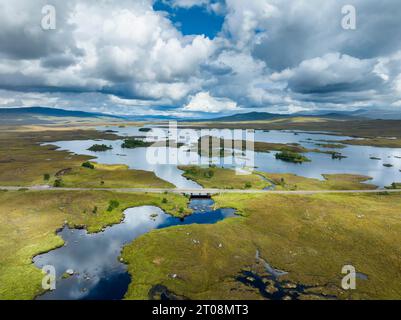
[183,91,238,113]
[0,0,401,116]
[271,53,383,94]
[0,0,214,103]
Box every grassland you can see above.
[0,128,118,186]
[178,166,272,190]
[0,190,191,300]
[257,172,377,191]
[0,127,172,189]
[122,192,401,300]
[338,138,401,148]
[53,163,174,189]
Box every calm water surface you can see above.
[45,126,401,188]
[34,199,237,300]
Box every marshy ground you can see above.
[1,121,401,300]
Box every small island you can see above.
[331,152,347,160]
[316,143,346,149]
[275,151,311,163]
[87,144,113,152]
[121,138,152,149]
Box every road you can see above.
[1,185,401,195]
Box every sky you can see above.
[0,0,401,118]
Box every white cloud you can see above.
[271,53,381,93]
[0,0,401,116]
[183,91,239,113]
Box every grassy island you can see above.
[121,138,152,149]
[275,151,311,163]
[87,144,113,152]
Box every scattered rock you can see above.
[282,282,297,289]
[66,269,74,276]
[265,284,278,294]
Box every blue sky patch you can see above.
[153,1,224,39]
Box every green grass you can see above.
[275,151,311,163]
[122,192,401,300]
[178,166,272,190]
[0,128,117,186]
[87,144,113,152]
[121,138,152,149]
[340,138,401,148]
[0,190,191,300]
[0,128,173,189]
[257,172,376,191]
[58,163,174,189]
[315,143,346,149]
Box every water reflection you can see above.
[34,200,236,300]
[46,127,401,188]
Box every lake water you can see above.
[33,199,237,300]
[45,126,401,188]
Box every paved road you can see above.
[1,185,401,195]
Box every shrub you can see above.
[43,173,50,181]
[107,200,120,212]
[53,179,64,188]
[87,144,113,152]
[82,161,95,169]
[275,151,310,163]
[121,138,151,149]
[244,182,252,189]
[162,198,168,204]
[204,169,214,179]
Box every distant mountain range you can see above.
[204,111,361,122]
[0,106,123,125]
[0,107,121,119]
[205,108,401,121]
[0,106,400,123]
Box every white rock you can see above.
[66,269,74,275]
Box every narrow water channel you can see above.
[33,198,237,300]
